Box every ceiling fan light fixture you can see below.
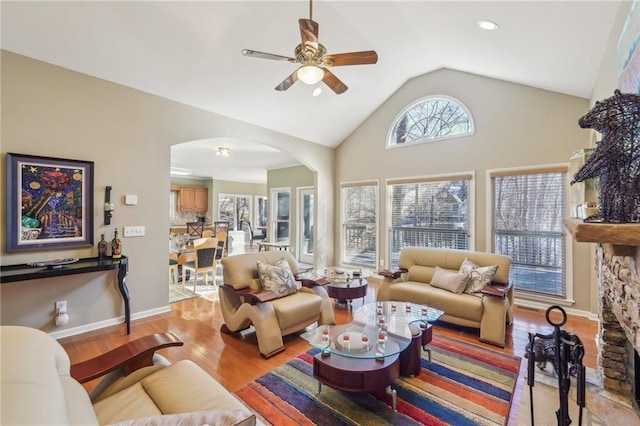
[297,65,324,84]
[216,147,231,157]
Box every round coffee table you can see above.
[323,267,373,310]
[301,301,443,411]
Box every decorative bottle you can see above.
[98,234,107,259]
[111,228,122,259]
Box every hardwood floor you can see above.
[59,280,600,423]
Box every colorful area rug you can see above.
[236,335,522,425]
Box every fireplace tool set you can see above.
[526,305,586,425]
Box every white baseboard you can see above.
[514,298,599,322]
[49,305,171,339]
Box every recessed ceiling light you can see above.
[477,20,498,31]
[216,146,231,157]
[313,87,322,97]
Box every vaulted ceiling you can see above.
[1,1,622,182]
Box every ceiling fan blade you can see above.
[322,69,348,94]
[241,49,297,63]
[275,70,299,91]
[323,51,378,67]
[299,19,319,50]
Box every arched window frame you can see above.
[386,95,475,149]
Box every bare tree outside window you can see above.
[492,171,566,297]
[389,179,470,269]
[342,184,377,267]
[390,97,473,146]
[218,194,251,231]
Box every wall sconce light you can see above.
[216,147,231,157]
[104,186,114,225]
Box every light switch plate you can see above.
[125,195,138,205]
[123,226,145,237]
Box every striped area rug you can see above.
[236,335,521,425]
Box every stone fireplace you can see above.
[597,244,639,400]
[565,218,640,408]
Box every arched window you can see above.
[388,96,474,147]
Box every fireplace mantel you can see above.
[563,218,640,248]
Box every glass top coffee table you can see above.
[301,301,444,410]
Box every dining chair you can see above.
[169,252,179,286]
[214,221,230,255]
[213,232,227,284]
[181,237,218,294]
[244,220,266,249]
[186,221,204,239]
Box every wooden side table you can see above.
[325,279,368,310]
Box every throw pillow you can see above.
[257,258,298,298]
[429,266,469,294]
[459,258,499,295]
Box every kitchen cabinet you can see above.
[178,187,208,212]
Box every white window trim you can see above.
[297,186,314,264]
[386,94,476,150]
[270,186,291,244]
[385,171,476,268]
[485,164,574,306]
[217,193,252,231]
[339,179,379,268]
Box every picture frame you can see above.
[6,153,94,252]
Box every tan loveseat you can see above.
[377,247,513,347]
[220,251,334,358]
[0,326,256,425]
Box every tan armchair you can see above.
[1,326,255,425]
[219,251,334,358]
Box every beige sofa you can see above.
[0,325,256,425]
[220,251,334,358]
[377,247,513,347]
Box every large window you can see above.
[255,195,267,228]
[388,174,472,269]
[491,167,567,298]
[341,181,377,267]
[388,96,474,147]
[271,188,290,242]
[218,194,251,231]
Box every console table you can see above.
[1,256,131,334]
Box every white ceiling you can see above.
[1,1,622,182]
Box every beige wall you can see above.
[0,51,334,335]
[337,68,594,312]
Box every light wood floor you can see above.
[59,280,600,425]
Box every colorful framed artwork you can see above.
[6,153,94,252]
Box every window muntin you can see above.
[491,168,567,298]
[341,182,377,267]
[388,96,473,147]
[388,175,471,269]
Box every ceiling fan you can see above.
[241,0,378,94]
